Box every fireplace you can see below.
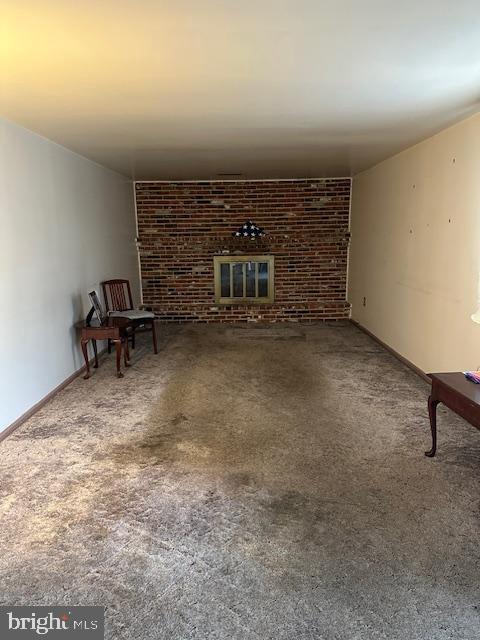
[214,255,274,305]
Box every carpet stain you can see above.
[0,323,479,639]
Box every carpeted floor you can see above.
[1,322,479,639]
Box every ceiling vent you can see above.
[216,173,244,178]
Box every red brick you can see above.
[136,179,351,323]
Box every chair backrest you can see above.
[102,279,134,312]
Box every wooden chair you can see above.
[102,279,158,354]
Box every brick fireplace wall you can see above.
[135,179,351,322]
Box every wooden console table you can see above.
[426,372,480,457]
[76,317,132,379]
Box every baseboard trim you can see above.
[0,348,107,444]
[350,320,431,385]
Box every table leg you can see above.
[81,339,90,379]
[113,339,124,378]
[425,395,439,457]
[92,339,99,368]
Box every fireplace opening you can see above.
[214,255,274,304]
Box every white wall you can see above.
[349,112,480,374]
[0,118,139,432]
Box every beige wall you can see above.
[349,112,480,374]
[0,118,139,432]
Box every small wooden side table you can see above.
[76,317,132,379]
[426,372,480,457]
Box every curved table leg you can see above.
[425,395,439,457]
[81,339,90,379]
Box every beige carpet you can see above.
[1,322,479,639]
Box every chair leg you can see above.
[151,318,158,354]
[131,328,136,350]
[107,338,111,354]
[92,339,99,368]
[124,338,130,367]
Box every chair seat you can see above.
[109,310,155,320]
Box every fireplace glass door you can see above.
[214,256,274,304]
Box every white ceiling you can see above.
[2,0,480,179]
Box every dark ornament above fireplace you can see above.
[233,220,265,239]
